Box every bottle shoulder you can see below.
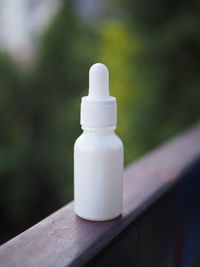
[74,132,123,152]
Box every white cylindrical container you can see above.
[74,63,124,221]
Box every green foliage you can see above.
[113,0,200,158]
[0,0,96,233]
[0,54,35,225]
[30,0,96,204]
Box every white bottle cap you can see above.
[81,63,117,128]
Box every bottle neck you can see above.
[82,126,116,135]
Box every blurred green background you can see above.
[0,0,199,243]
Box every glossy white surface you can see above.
[74,130,123,221]
[74,63,124,221]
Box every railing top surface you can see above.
[0,123,200,267]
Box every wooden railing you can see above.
[0,123,200,267]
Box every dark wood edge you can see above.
[0,123,200,267]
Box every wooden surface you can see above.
[0,123,200,267]
[88,159,200,266]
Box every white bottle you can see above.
[74,63,124,221]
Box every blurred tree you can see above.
[0,0,97,241]
[114,0,200,158]
[0,53,32,238]
[30,0,96,205]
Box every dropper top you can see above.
[89,63,109,99]
[81,63,117,128]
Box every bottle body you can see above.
[74,129,123,221]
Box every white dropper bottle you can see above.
[74,63,124,221]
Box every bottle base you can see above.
[75,211,121,222]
